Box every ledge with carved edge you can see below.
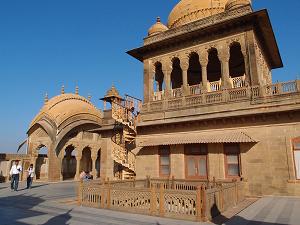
[143,5,252,46]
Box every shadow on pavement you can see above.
[222,216,289,225]
[212,213,288,225]
[43,209,72,225]
[0,194,72,225]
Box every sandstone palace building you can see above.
[1,0,300,197]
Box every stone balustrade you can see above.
[79,178,245,222]
[144,80,300,113]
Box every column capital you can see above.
[161,63,172,73]
[199,58,208,67]
[219,46,230,62]
[180,58,189,71]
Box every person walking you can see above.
[26,164,35,189]
[9,160,22,191]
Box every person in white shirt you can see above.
[10,160,22,191]
[26,164,35,189]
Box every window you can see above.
[159,146,170,177]
[224,144,240,178]
[293,138,300,180]
[185,144,208,179]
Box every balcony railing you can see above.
[171,87,183,98]
[153,90,164,101]
[209,79,222,92]
[144,80,300,113]
[230,74,246,88]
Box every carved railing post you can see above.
[196,186,202,222]
[235,181,238,206]
[101,182,105,208]
[171,176,175,189]
[106,178,111,209]
[296,80,300,92]
[159,183,165,217]
[201,185,207,221]
[78,179,83,206]
[150,184,156,215]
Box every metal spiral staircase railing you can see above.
[110,95,142,179]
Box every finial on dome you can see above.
[44,93,48,104]
[61,85,65,94]
[75,85,79,95]
[88,94,92,101]
[156,17,161,23]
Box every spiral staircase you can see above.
[101,87,142,180]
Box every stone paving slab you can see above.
[1,182,300,225]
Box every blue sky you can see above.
[0,1,299,152]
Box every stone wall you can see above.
[135,121,300,197]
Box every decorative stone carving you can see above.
[144,5,252,46]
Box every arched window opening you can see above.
[171,58,183,89]
[154,62,164,92]
[96,150,101,178]
[207,48,222,82]
[229,43,246,78]
[62,145,77,180]
[207,48,222,91]
[229,42,246,88]
[80,147,92,174]
[187,53,202,86]
[153,62,165,101]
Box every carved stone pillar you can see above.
[241,48,250,86]
[162,64,171,98]
[220,48,231,89]
[92,156,97,179]
[75,146,82,180]
[199,51,209,92]
[180,58,189,96]
[91,151,97,179]
[144,60,152,103]
[75,156,81,180]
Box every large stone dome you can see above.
[30,93,102,129]
[168,0,228,29]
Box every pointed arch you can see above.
[187,52,202,86]
[170,57,183,89]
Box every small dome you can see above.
[168,0,228,29]
[225,0,251,11]
[104,85,121,99]
[148,17,168,36]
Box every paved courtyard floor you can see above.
[0,181,299,225]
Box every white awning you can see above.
[137,131,257,147]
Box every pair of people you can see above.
[9,161,35,191]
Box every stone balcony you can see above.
[140,80,300,125]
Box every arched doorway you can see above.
[36,145,48,180]
[62,145,77,180]
[80,147,92,173]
